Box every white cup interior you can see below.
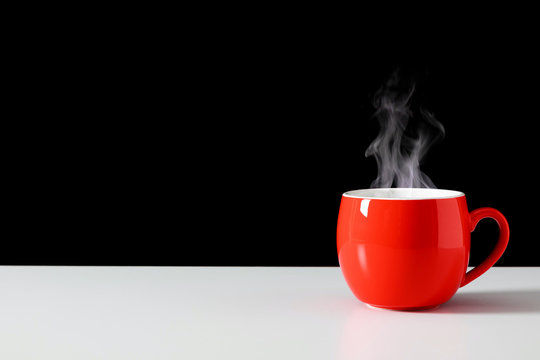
[343,188,465,200]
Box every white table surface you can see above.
[0,266,539,359]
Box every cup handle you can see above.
[460,207,510,287]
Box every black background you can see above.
[4,15,539,266]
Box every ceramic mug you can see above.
[336,188,509,310]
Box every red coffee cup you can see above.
[337,188,509,310]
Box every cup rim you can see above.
[343,188,465,200]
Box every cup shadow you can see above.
[428,289,540,314]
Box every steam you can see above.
[365,70,445,188]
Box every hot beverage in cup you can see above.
[337,188,509,310]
